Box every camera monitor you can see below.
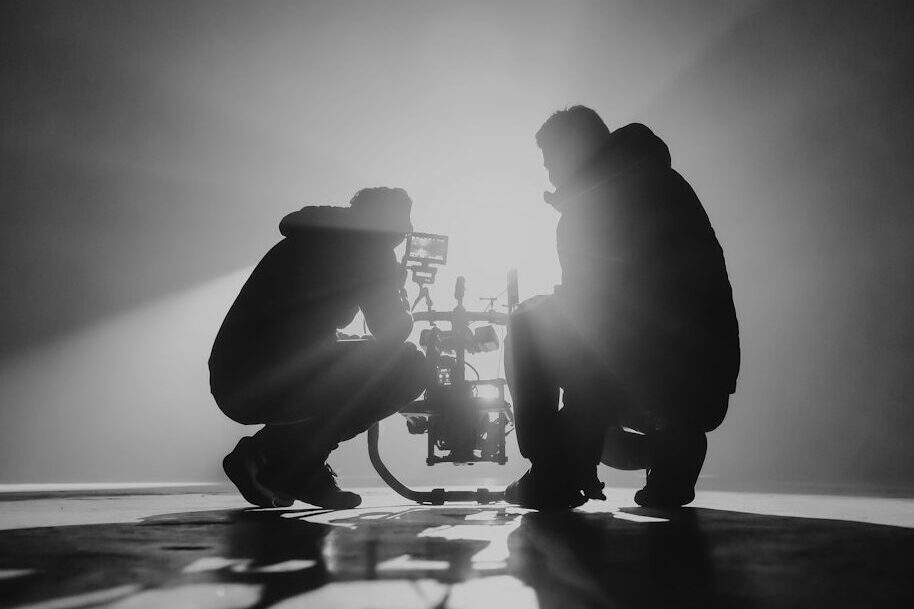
[406,232,449,265]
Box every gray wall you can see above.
[1,0,912,493]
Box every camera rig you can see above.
[367,232,518,504]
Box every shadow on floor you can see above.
[0,502,911,608]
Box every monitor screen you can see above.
[406,232,449,265]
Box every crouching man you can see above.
[505,107,740,509]
[210,187,426,508]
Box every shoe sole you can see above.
[293,492,362,510]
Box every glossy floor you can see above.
[0,486,911,608]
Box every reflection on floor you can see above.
[0,486,912,608]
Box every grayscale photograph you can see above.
[1,1,912,608]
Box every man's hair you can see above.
[349,186,412,213]
[348,186,413,235]
[535,105,612,151]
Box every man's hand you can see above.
[399,287,410,310]
[514,294,551,315]
[335,331,375,342]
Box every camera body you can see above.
[403,325,511,465]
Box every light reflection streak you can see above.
[418,518,521,568]
[268,580,447,609]
[9,585,141,609]
[0,568,35,580]
[101,584,260,609]
[377,554,450,571]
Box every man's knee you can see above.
[212,388,263,426]
[390,342,427,400]
[334,343,426,441]
[696,392,729,433]
[643,390,729,434]
[211,367,264,425]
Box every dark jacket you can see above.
[552,124,739,396]
[209,205,411,396]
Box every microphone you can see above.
[454,276,466,305]
[507,269,518,313]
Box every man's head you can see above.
[349,187,414,246]
[536,105,612,191]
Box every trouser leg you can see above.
[508,296,628,485]
[505,302,562,469]
[247,341,426,490]
[634,391,726,504]
[558,389,612,488]
[600,427,650,470]
[643,429,708,497]
[325,341,428,443]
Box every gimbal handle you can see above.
[367,422,504,505]
[412,310,508,325]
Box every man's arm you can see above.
[359,255,414,345]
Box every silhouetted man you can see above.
[505,106,739,508]
[210,187,426,509]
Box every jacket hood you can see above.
[601,122,671,171]
[546,123,671,211]
[279,205,412,238]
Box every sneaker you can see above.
[580,474,606,501]
[634,481,695,508]
[223,437,294,508]
[504,468,587,510]
[633,431,706,509]
[287,464,362,509]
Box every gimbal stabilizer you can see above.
[367,233,519,504]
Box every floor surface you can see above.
[0,485,912,608]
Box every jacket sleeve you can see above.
[358,251,413,344]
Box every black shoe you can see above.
[223,437,294,508]
[580,474,606,501]
[634,483,695,508]
[505,468,587,510]
[633,431,707,509]
[287,464,362,509]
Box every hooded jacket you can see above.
[551,124,740,396]
[209,205,411,392]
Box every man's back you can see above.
[554,124,739,395]
[209,206,403,383]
